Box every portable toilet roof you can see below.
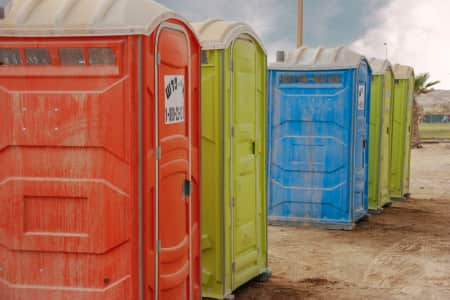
[369,58,392,75]
[270,46,367,70]
[0,0,194,37]
[392,64,415,79]
[191,19,266,52]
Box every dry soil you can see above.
[235,143,450,300]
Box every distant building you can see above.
[417,89,450,123]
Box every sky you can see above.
[159,0,450,89]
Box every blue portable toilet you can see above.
[267,47,371,230]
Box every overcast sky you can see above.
[159,0,450,89]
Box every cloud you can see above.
[160,0,297,62]
[351,0,450,89]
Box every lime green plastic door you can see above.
[390,79,409,199]
[402,76,414,196]
[379,72,393,206]
[231,39,261,289]
[368,75,383,210]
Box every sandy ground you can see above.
[235,143,450,300]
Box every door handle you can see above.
[252,142,256,155]
[182,179,192,197]
[363,140,366,149]
[387,127,390,135]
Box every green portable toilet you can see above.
[192,19,270,299]
[390,64,415,200]
[368,58,395,213]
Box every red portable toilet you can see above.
[0,1,201,300]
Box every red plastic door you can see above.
[155,25,192,300]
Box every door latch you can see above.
[183,179,192,197]
[252,142,256,154]
[362,140,366,149]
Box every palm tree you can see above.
[412,73,440,146]
[415,73,440,95]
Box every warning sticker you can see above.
[358,85,365,110]
[164,75,185,124]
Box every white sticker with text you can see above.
[165,75,185,124]
[358,85,365,110]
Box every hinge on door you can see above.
[157,53,161,65]
[156,240,161,252]
[156,146,161,160]
[231,262,236,273]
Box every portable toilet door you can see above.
[402,72,415,197]
[390,64,415,200]
[191,19,269,299]
[268,47,371,230]
[0,1,201,299]
[368,58,395,213]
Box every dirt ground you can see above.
[236,143,450,300]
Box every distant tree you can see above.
[412,73,440,146]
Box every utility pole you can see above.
[297,0,304,48]
[384,42,388,60]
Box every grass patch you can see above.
[419,123,450,139]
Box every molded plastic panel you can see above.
[390,76,413,199]
[200,39,268,299]
[368,70,394,211]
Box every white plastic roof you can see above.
[191,19,266,53]
[269,47,367,70]
[369,58,392,75]
[392,64,415,80]
[0,0,194,37]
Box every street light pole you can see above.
[297,0,304,48]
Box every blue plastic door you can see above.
[353,66,369,221]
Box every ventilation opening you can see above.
[276,51,285,63]
[88,48,116,65]
[200,50,208,65]
[280,74,308,84]
[328,75,342,84]
[0,48,21,65]
[313,75,326,83]
[25,48,51,65]
[279,75,294,84]
[0,0,12,19]
[59,48,86,65]
[297,75,308,83]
